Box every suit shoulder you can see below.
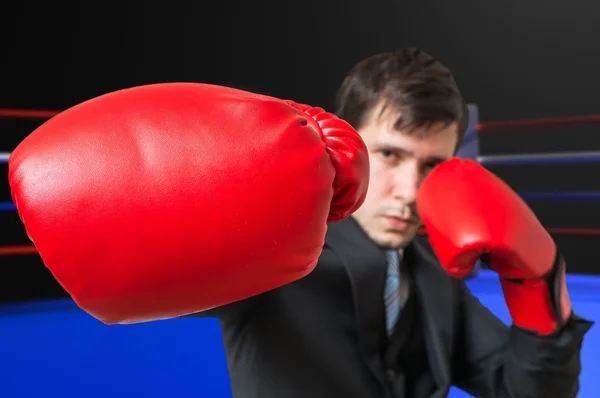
[409,236,464,291]
[411,237,443,269]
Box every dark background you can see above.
[1,1,599,304]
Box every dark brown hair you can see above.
[335,47,468,146]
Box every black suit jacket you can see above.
[193,217,592,398]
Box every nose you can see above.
[391,161,421,204]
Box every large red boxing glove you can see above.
[8,83,369,325]
[417,158,572,335]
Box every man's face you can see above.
[351,105,459,249]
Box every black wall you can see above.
[2,1,600,303]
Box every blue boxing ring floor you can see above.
[0,270,598,398]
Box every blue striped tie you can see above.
[384,250,402,337]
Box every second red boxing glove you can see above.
[417,158,572,335]
[8,83,370,325]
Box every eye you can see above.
[380,149,394,158]
[423,161,441,174]
[377,148,402,166]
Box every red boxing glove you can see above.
[417,158,572,335]
[8,83,369,325]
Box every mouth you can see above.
[381,215,416,231]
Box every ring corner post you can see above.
[456,103,480,161]
[456,103,482,278]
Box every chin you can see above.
[375,230,415,249]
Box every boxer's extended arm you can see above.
[453,282,592,398]
[188,294,265,320]
[9,83,370,325]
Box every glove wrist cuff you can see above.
[499,248,572,336]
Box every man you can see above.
[192,48,592,397]
[8,48,592,398]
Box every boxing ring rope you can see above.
[0,109,60,119]
[519,192,600,202]
[0,200,14,211]
[1,107,600,256]
[478,151,600,166]
[476,114,600,132]
[0,246,38,255]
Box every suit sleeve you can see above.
[185,294,265,320]
[452,282,593,398]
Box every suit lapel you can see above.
[325,218,388,380]
[409,239,452,392]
